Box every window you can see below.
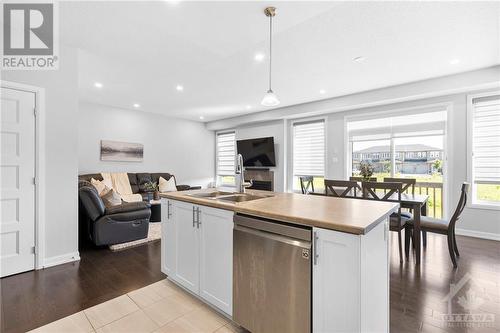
[216,131,236,186]
[292,120,325,192]
[468,93,500,207]
[347,108,447,217]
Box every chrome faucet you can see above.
[235,154,252,193]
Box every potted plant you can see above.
[143,181,159,200]
[359,161,374,181]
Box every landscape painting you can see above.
[100,140,144,162]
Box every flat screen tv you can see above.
[237,137,276,167]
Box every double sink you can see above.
[188,191,271,203]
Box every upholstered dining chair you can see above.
[407,183,470,268]
[362,181,412,263]
[324,180,359,198]
[299,176,315,194]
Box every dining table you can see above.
[312,188,429,265]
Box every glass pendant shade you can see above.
[261,90,280,107]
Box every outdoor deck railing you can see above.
[414,181,443,218]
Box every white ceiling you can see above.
[61,1,500,122]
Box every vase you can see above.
[153,190,160,200]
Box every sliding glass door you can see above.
[347,108,447,217]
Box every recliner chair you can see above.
[78,180,151,246]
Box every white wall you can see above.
[233,120,286,192]
[2,46,80,265]
[209,67,500,240]
[78,102,215,187]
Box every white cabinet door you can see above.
[161,199,176,276]
[199,206,233,316]
[313,227,361,333]
[173,201,200,294]
[360,220,389,333]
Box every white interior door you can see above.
[1,87,36,277]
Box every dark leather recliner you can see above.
[78,180,151,246]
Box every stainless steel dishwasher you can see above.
[233,214,311,333]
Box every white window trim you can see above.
[343,102,452,218]
[215,130,236,187]
[467,91,500,211]
[288,116,328,193]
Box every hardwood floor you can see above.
[0,241,165,333]
[389,233,500,333]
[1,234,499,333]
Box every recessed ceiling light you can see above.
[246,105,252,110]
[319,89,326,94]
[353,56,365,62]
[254,53,265,62]
[199,116,204,120]
[450,59,460,65]
[176,85,184,92]
[133,103,140,108]
[94,82,103,88]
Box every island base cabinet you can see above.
[161,199,233,316]
[313,220,389,333]
[199,207,233,316]
[161,199,176,276]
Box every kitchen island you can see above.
[160,189,398,333]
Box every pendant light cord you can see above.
[268,15,273,92]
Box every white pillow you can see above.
[159,176,177,192]
[91,178,111,196]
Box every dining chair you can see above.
[407,183,469,268]
[299,176,315,194]
[349,176,377,182]
[383,177,417,219]
[383,177,416,194]
[361,181,412,263]
[324,180,359,198]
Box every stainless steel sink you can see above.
[217,194,268,203]
[188,191,234,198]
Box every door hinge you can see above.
[33,107,37,117]
[31,246,36,254]
[33,177,36,185]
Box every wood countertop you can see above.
[160,189,398,235]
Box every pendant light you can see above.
[261,7,280,107]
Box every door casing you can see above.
[1,80,46,270]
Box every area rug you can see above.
[109,222,161,251]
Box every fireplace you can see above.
[244,169,274,192]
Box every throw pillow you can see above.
[101,189,122,207]
[91,178,111,196]
[159,176,177,192]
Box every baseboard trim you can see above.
[455,228,500,241]
[43,251,81,269]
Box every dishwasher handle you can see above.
[234,224,311,249]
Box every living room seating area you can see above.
[78,172,199,246]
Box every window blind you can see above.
[472,96,500,184]
[293,120,325,176]
[216,132,235,176]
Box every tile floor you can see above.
[28,279,242,333]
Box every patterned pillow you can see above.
[101,189,122,207]
[90,178,112,196]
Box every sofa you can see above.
[78,172,198,200]
[78,172,199,246]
